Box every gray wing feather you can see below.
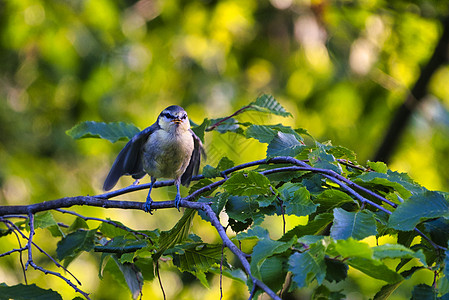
[181,129,205,186]
[103,123,159,191]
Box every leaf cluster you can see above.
[2,95,449,299]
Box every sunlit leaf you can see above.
[222,171,271,196]
[247,94,292,117]
[267,132,305,157]
[66,121,140,143]
[289,243,326,288]
[330,208,377,240]
[388,191,449,231]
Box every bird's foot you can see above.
[174,194,181,211]
[144,196,153,214]
[132,179,140,186]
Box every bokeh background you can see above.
[1,0,449,299]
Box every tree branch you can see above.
[374,14,449,163]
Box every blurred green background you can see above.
[1,0,449,299]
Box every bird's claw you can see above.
[174,194,181,212]
[144,195,153,214]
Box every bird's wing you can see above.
[181,129,206,186]
[103,123,159,191]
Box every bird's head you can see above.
[158,105,190,133]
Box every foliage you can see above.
[1,95,449,299]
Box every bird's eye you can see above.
[181,114,187,120]
[161,112,172,119]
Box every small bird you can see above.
[103,105,205,213]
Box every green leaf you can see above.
[327,146,357,161]
[99,219,132,238]
[308,146,342,174]
[34,211,64,237]
[411,284,437,299]
[259,256,288,292]
[367,161,388,173]
[235,226,270,241]
[314,189,355,213]
[197,193,228,222]
[279,213,333,242]
[346,257,403,283]
[225,195,261,223]
[245,124,303,144]
[190,118,210,143]
[388,191,449,231]
[324,258,348,283]
[222,171,271,196]
[280,183,317,217]
[202,157,234,178]
[171,243,224,288]
[355,170,425,199]
[68,217,89,232]
[373,282,404,300]
[112,256,143,300]
[267,132,305,157]
[56,229,96,266]
[66,121,140,143]
[328,239,373,259]
[289,242,326,288]
[208,117,243,134]
[248,94,292,117]
[372,244,426,264]
[330,208,377,240]
[155,209,196,259]
[424,218,449,248]
[0,283,62,300]
[251,238,295,278]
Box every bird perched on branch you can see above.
[103,105,205,213]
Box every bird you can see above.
[103,105,205,213]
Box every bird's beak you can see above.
[172,118,182,124]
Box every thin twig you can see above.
[206,105,252,132]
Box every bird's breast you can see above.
[142,129,194,179]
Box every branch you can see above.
[374,14,449,163]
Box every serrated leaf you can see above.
[355,170,425,199]
[197,193,228,222]
[202,157,234,178]
[99,220,131,238]
[112,256,143,299]
[267,132,305,157]
[411,284,437,299]
[235,226,270,241]
[0,283,62,300]
[171,243,224,287]
[328,238,373,259]
[280,183,317,217]
[222,171,271,196]
[56,229,96,266]
[372,244,426,264]
[155,209,196,259]
[248,94,292,117]
[346,257,403,283]
[373,282,404,300]
[225,195,261,223]
[327,146,357,161]
[251,238,295,278]
[259,256,288,292]
[208,117,243,134]
[330,208,377,240]
[367,161,388,173]
[388,191,449,231]
[246,124,303,144]
[289,243,326,288]
[34,211,64,237]
[314,189,355,212]
[68,217,89,232]
[324,258,348,283]
[308,146,342,174]
[191,118,210,143]
[66,121,140,143]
